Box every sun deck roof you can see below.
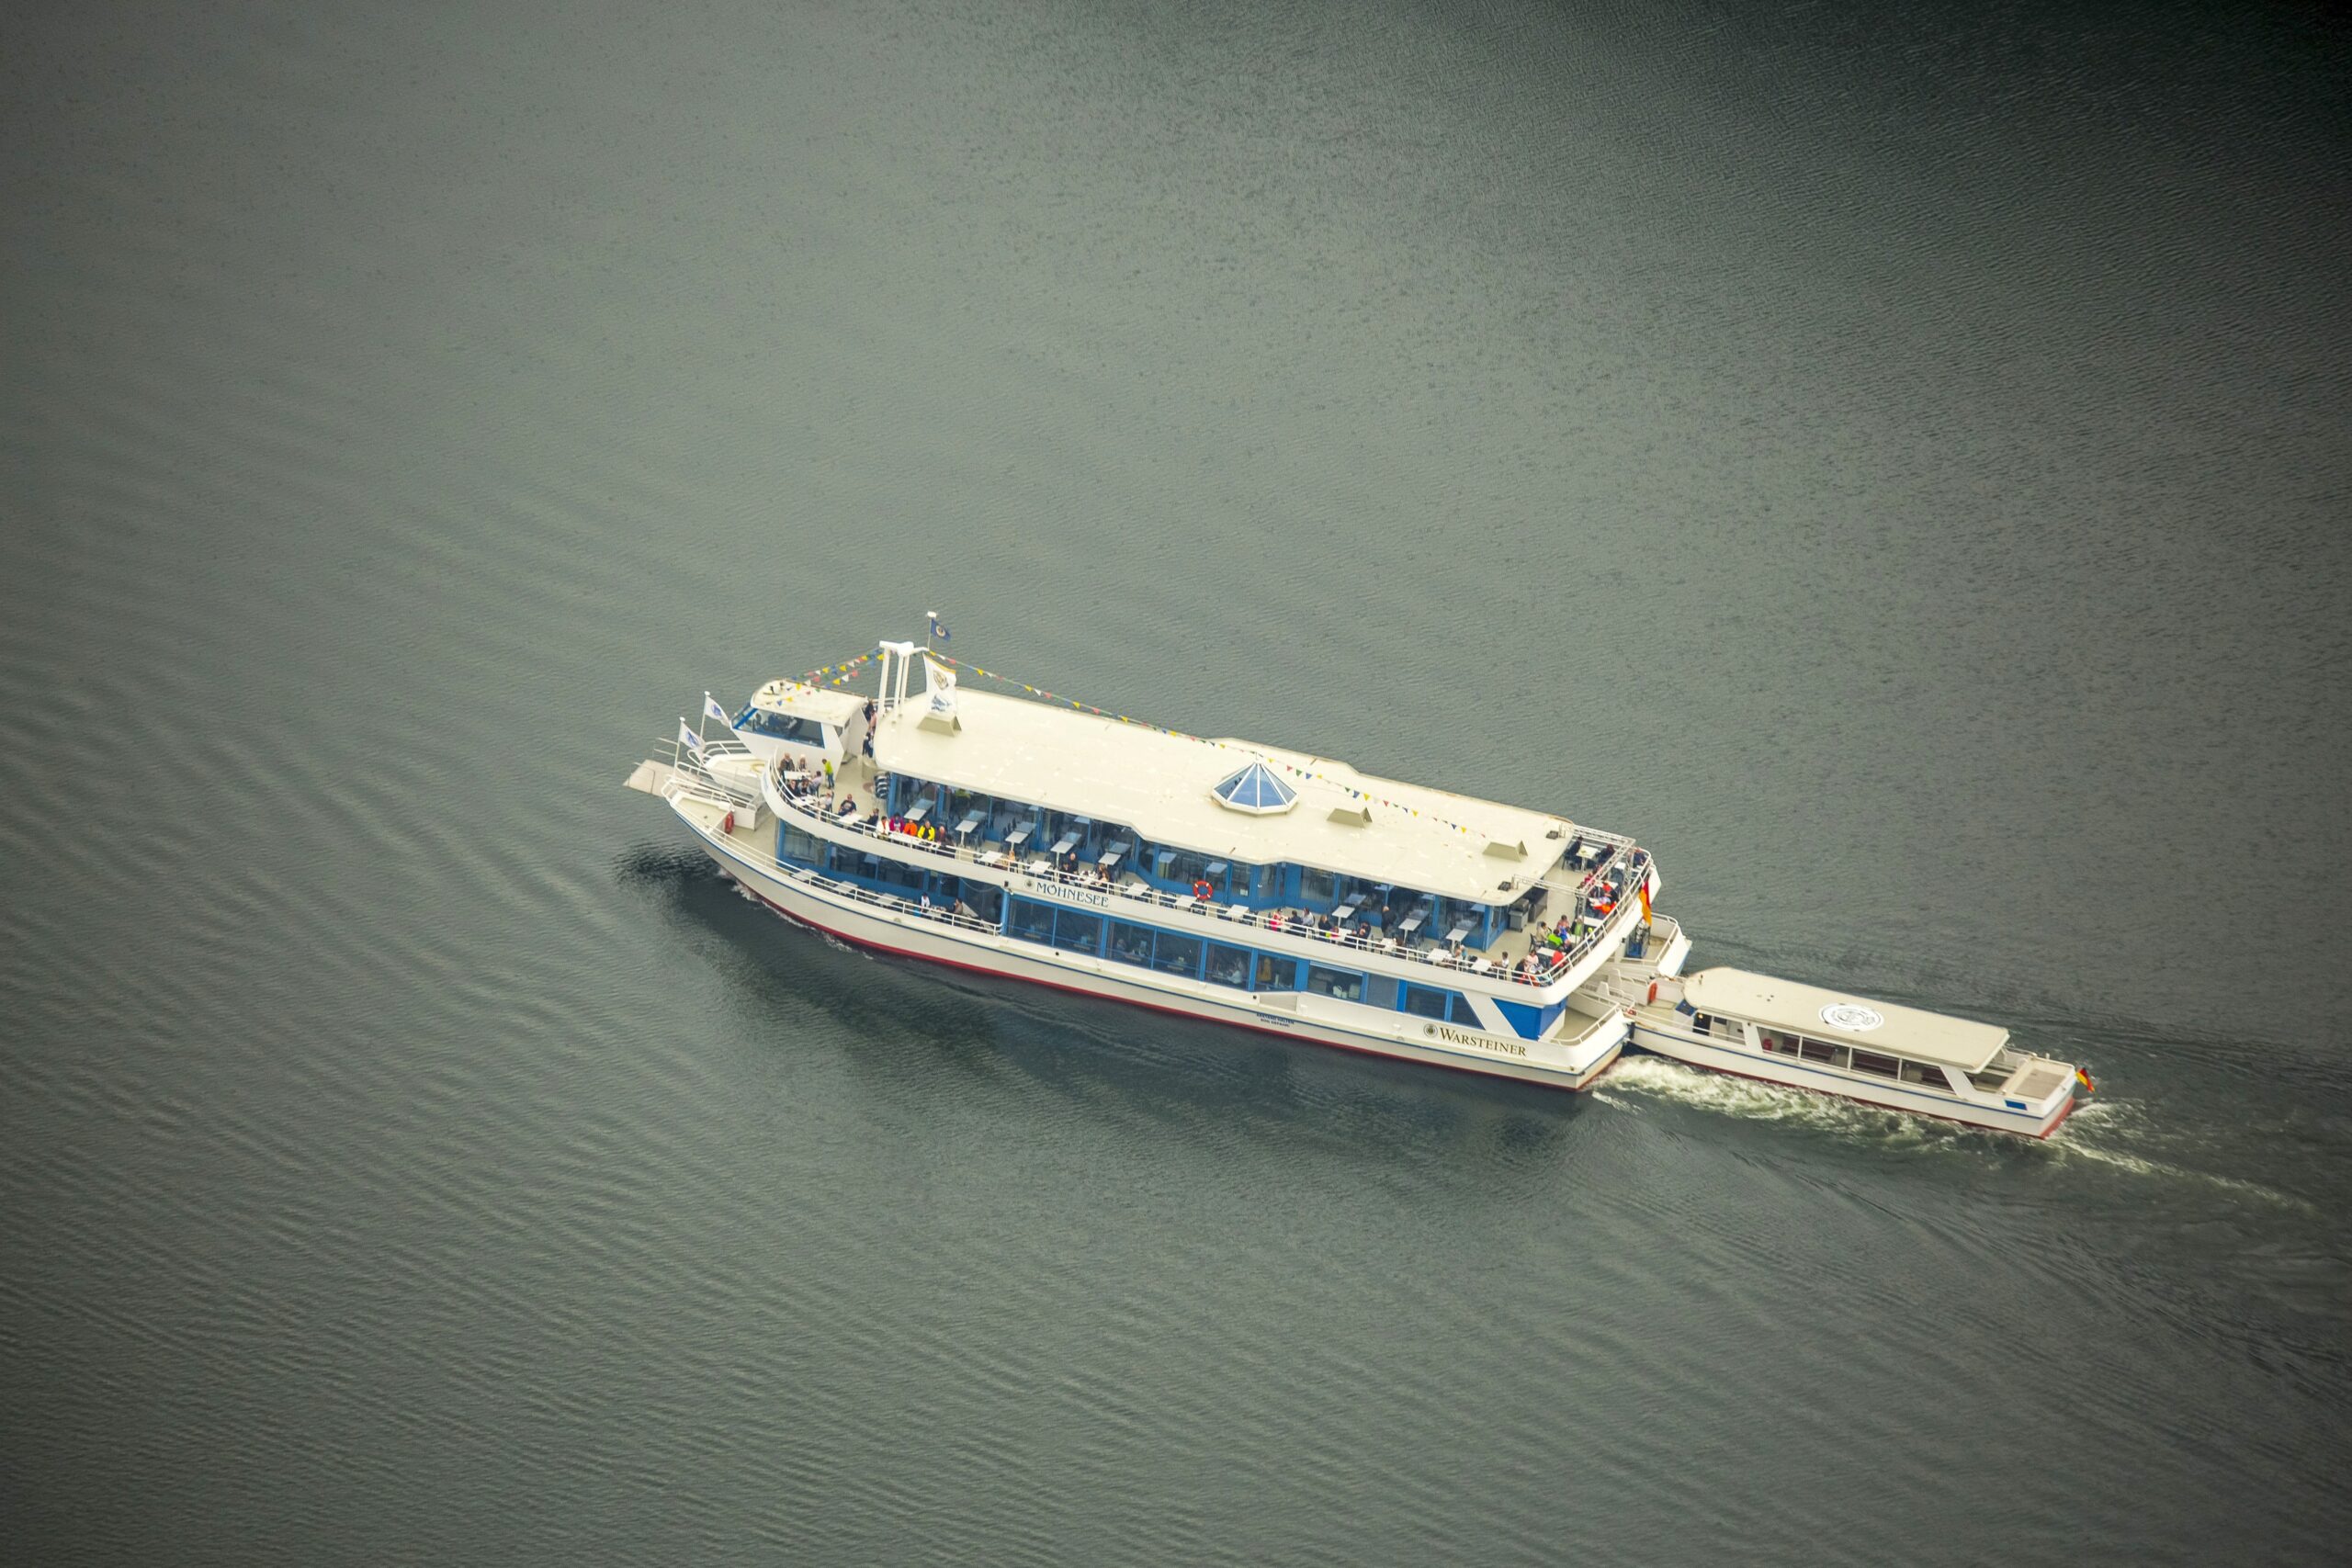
[868,686,1577,902]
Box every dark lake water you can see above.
[5,1,2348,1562]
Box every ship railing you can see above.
[664,743,762,809]
[765,777,1635,987]
[761,858,1012,939]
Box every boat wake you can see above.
[2045,1098,2316,1211]
[1592,1055,1954,1146]
[1596,1056,2312,1208]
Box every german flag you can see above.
[2075,1067,2097,1093]
[1638,879,1653,926]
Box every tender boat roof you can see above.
[870,686,1583,903]
[1679,967,2010,1071]
[750,680,868,726]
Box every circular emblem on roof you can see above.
[1818,1003,1884,1032]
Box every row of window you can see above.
[1002,900,1470,1015]
[779,830,1497,1021]
[782,827,1006,922]
[1754,1029,1952,1092]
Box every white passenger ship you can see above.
[627,638,1688,1091]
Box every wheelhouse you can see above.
[727,679,868,769]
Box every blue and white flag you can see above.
[703,693,731,726]
[926,611,950,643]
[677,719,704,754]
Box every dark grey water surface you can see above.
[6,1,2349,1562]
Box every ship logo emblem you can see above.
[1818,1003,1885,1032]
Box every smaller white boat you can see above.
[1609,966,2088,1138]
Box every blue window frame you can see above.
[1009,899,1054,944]
[1053,908,1102,955]
[1108,919,1155,966]
[1306,964,1363,1002]
[1153,931,1204,977]
[1252,953,1297,990]
[1204,942,1250,987]
[1401,985,1450,1019]
[958,881,1004,925]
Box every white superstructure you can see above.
[628,641,1667,1091]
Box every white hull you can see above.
[1627,1017,2078,1138]
[669,797,1629,1091]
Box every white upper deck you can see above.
[870,684,1588,902]
[749,679,868,727]
[1679,967,2010,1070]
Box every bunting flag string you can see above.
[791,651,880,687]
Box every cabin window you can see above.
[1449,994,1483,1028]
[1053,908,1102,955]
[1901,1060,1951,1091]
[1402,985,1449,1019]
[742,710,823,744]
[1360,975,1397,1010]
[781,826,824,864]
[1108,920,1154,966]
[1306,965,1363,1002]
[959,883,1004,925]
[1254,953,1298,990]
[1008,900,1054,944]
[1301,867,1338,906]
[1204,942,1250,987]
[1161,850,1209,889]
[1153,931,1204,978]
[1759,1031,1798,1056]
[1850,1050,1899,1078]
[1798,1039,1841,1066]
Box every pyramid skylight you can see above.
[1211,760,1298,816]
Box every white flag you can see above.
[678,720,704,754]
[922,656,957,719]
[703,693,731,726]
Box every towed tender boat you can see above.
[1589,964,2088,1138]
[627,637,1678,1090]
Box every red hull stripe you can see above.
[740,884,1605,1093]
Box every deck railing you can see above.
[757,769,1649,991]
